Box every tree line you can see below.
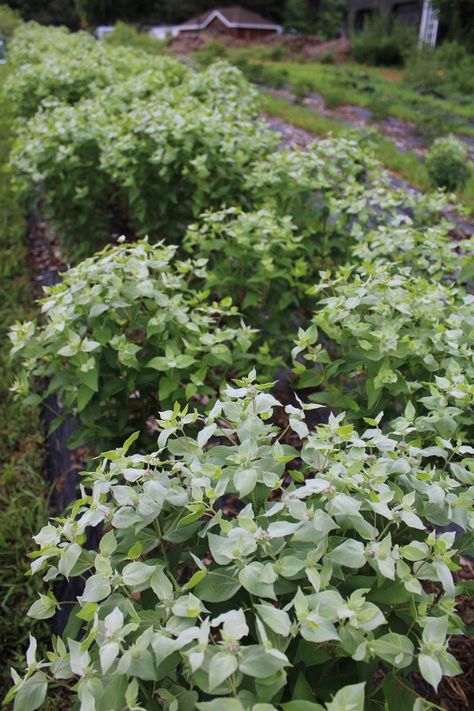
[3,1,344,32]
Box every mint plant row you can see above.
[6,21,473,711]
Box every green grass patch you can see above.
[0,64,50,697]
[228,53,474,133]
[260,91,346,138]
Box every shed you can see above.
[178,5,282,40]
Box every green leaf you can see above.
[208,652,238,690]
[197,701,245,711]
[76,602,99,622]
[150,567,174,600]
[122,562,154,588]
[195,568,241,602]
[329,540,366,568]
[183,569,206,590]
[81,574,111,602]
[13,671,48,711]
[326,682,365,711]
[371,633,414,668]
[77,384,95,412]
[419,654,443,691]
[382,673,419,711]
[239,562,276,600]
[27,594,57,620]
[239,645,287,678]
[233,467,257,497]
[255,603,291,637]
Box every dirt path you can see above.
[266,86,474,163]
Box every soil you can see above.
[168,31,352,63]
[26,206,97,634]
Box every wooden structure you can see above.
[178,5,282,40]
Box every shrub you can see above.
[7,23,188,117]
[7,372,470,710]
[244,137,438,260]
[183,207,311,347]
[350,221,467,281]
[0,3,22,42]
[293,264,474,426]
[8,24,189,117]
[351,12,416,67]
[104,21,169,54]
[426,135,471,192]
[292,79,312,103]
[9,240,255,447]
[317,50,336,64]
[405,42,474,98]
[367,93,391,122]
[194,40,228,67]
[11,63,277,255]
[316,0,347,40]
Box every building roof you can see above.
[179,5,282,31]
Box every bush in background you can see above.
[0,4,22,41]
[351,11,417,66]
[104,21,169,54]
[405,42,474,98]
[426,134,471,192]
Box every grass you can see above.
[260,91,347,138]
[227,52,474,133]
[0,64,50,697]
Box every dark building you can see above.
[348,0,423,30]
[179,6,282,40]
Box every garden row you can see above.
[0,60,56,701]
[5,22,474,711]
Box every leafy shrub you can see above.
[7,372,470,710]
[7,23,188,117]
[292,79,312,103]
[351,12,416,67]
[293,264,474,425]
[268,44,286,61]
[194,40,228,67]
[0,3,22,42]
[236,60,289,89]
[316,0,347,40]
[317,50,336,64]
[350,220,468,281]
[413,108,453,142]
[11,63,277,255]
[426,135,471,192]
[9,240,255,447]
[405,42,474,98]
[244,138,438,260]
[104,21,169,54]
[183,207,311,347]
[367,93,391,122]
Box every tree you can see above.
[5,0,79,27]
[432,0,474,48]
[283,0,310,32]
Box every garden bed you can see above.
[3,23,473,711]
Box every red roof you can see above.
[180,5,282,31]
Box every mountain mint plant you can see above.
[9,240,255,447]
[6,373,470,711]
